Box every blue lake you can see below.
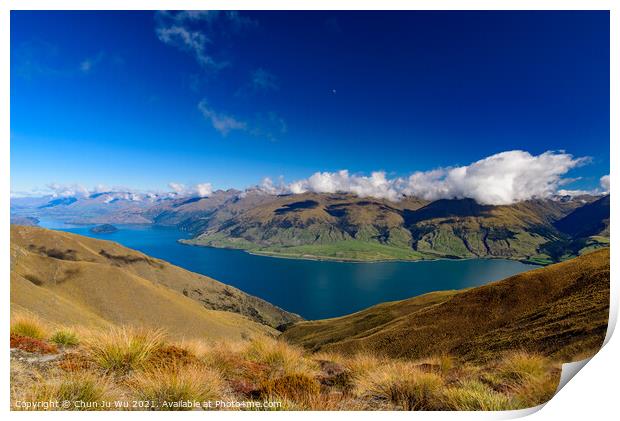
[39,220,535,320]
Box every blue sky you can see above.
[10,11,609,196]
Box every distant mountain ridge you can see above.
[181,193,608,263]
[554,195,610,238]
[10,190,609,263]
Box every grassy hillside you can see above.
[283,248,609,362]
[10,229,609,411]
[11,320,563,411]
[184,193,596,263]
[11,225,300,335]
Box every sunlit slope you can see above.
[283,248,609,361]
[184,193,592,262]
[10,225,300,338]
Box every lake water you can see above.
[39,220,535,320]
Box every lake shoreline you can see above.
[179,238,543,266]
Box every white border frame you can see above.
[2,1,617,420]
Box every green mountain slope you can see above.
[183,193,595,262]
[283,248,609,362]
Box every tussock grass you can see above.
[259,372,321,403]
[198,339,250,378]
[354,361,445,410]
[341,352,385,381]
[510,372,559,408]
[496,351,548,384]
[243,336,319,377]
[83,326,165,374]
[128,364,225,410]
[10,322,565,411]
[10,314,47,340]
[148,344,200,368]
[443,380,514,410]
[50,329,79,347]
[419,355,455,374]
[23,372,118,411]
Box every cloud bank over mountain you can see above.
[261,150,591,205]
[12,151,606,205]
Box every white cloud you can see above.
[557,173,609,197]
[600,174,610,193]
[198,100,247,136]
[285,170,402,201]
[258,151,591,205]
[168,182,187,193]
[155,25,225,69]
[46,183,90,198]
[167,182,213,197]
[16,152,604,205]
[556,189,592,196]
[400,151,588,205]
[259,177,287,195]
[154,10,254,70]
[195,183,213,197]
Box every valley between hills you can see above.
[9,223,610,410]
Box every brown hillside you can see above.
[10,225,300,338]
[283,248,609,362]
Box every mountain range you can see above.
[11,190,610,264]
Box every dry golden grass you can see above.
[17,372,119,411]
[10,226,605,411]
[243,336,319,378]
[82,326,166,374]
[10,313,47,340]
[258,372,320,404]
[11,225,298,333]
[443,380,514,411]
[495,351,549,384]
[128,364,226,410]
[509,372,559,408]
[341,352,385,381]
[10,324,567,412]
[354,361,445,410]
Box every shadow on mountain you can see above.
[403,198,494,225]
